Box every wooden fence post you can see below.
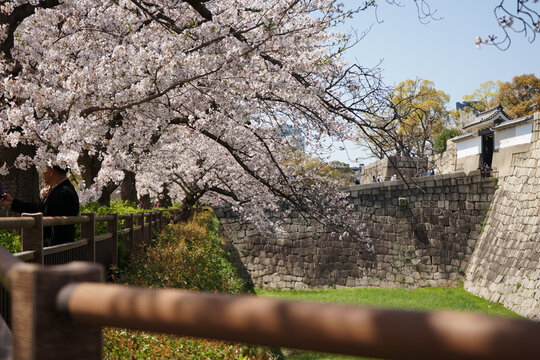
[107,214,118,267]
[9,261,103,360]
[0,311,12,359]
[81,213,95,263]
[136,214,144,248]
[125,214,134,253]
[157,210,163,231]
[21,213,44,265]
[150,212,156,238]
[145,213,151,244]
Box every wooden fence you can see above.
[0,210,167,327]
[1,211,540,359]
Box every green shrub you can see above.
[103,329,271,360]
[103,210,272,359]
[434,128,461,154]
[117,210,244,293]
[79,200,145,236]
[0,229,22,253]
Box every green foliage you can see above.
[103,329,270,360]
[285,153,354,186]
[0,229,22,253]
[117,210,244,293]
[478,219,487,234]
[79,201,147,268]
[390,78,451,157]
[329,161,355,174]
[103,210,272,359]
[434,128,461,153]
[81,200,145,232]
[498,74,540,118]
[462,80,502,112]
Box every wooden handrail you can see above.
[0,209,165,360]
[57,282,540,360]
[95,233,112,243]
[14,251,36,262]
[0,217,35,229]
[43,239,89,256]
[43,216,90,227]
[95,215,115,222]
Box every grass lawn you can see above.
[256,285,520,360]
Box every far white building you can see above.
[451,105,537,176]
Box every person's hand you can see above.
[0,193,13,208]
[40,186,50,199]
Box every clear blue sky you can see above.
[329,0,540,165]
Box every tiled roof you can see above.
[462,104,512,131]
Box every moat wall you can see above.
[465,113,540,320]
[218,173,496,290]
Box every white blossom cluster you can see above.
[0,0,388,245]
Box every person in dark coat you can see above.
[0,165,79,246]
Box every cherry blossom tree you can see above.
[475,0,540,50]
[0,1,531,238]
[0,0,392,242]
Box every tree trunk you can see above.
[120,170,137,204]
[140,194,152,209]
[158,185,172,208]
[0,145,40,217]
[78,151,115,206]
[174,190,204,223]
[98,182,117,206]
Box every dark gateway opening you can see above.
[481,132,494,167]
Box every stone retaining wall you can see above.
[359,156,427,184]
[219,173,496,290]
[465,113,540,319]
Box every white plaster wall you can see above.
[494,127,514,150]
[498,122,533,149]
[456,137,481,159]
[513,121,533,145]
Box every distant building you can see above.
[356,106,540,183]
[456,101,483,115]
[441,105,539,177]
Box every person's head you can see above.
[41,166,68,186]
